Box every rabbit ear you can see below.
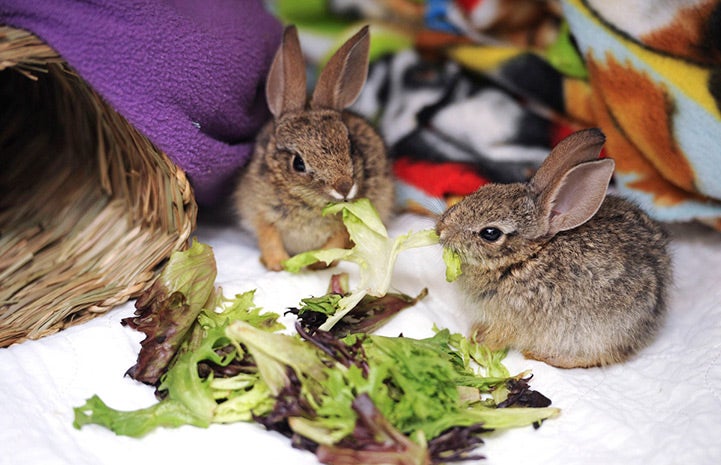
[531,128,606,194]
[266,25,307,118]
[310,26,370,110]
[540,158,615,235]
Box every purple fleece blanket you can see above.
[0,0,282,206]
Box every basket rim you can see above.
[0,24,198,347]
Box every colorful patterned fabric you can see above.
[281,0,721,227]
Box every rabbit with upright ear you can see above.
[436,128,672,368]
[234,25,394,270]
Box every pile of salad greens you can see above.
[73,200,558,465]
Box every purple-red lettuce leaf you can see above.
[315,394,431,465]
[122,239,217,385]
[289,273,427,337]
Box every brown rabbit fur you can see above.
[436,128,671,368]
[234,25,394,270]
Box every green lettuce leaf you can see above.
[442,247,463,282]
[73,290,283,437]
[315,394,431,465]
[238,327,559,455]
[283,199,439,331]
[122,238,218,384]
[73,395,208,438]
[75,242,559,463]
[225,319,329,396]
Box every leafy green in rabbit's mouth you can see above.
[443,246,464,282]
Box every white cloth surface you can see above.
[1,213,720,465]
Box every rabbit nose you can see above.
[330,177,357,200]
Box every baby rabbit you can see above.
[436,128,671,368]
[235,25,394,270]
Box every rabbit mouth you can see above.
[437,227,470,263]
[451,244,489,269]
[459,251,483,268]
[442,242,477,268]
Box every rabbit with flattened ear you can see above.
[234,25,394,270]
[436,128,672,368]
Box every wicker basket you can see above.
[0,26,198,347]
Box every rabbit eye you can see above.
[477,227,502,242]
[292,154,306,173]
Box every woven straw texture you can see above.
[0,26,198,347]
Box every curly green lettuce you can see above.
[74,227,558,464]
[73,290,282,435]
[75,292,558,462]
